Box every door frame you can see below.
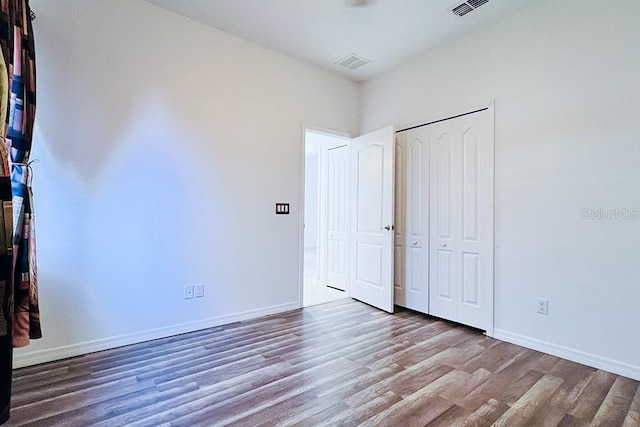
[299,125,352,308]
[487,102,495,338]
[303,147,320,282]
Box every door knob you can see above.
[383,225,391,231]
[442,243,447,247]
[413,241,418,246]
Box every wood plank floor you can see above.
[6,299,640,426]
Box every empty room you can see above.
[0,0,638,425]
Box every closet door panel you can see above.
[457,115,491,329]
[404,134,429,313]
[429,132,458,321]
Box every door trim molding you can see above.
[486,101,495,337]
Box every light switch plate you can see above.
[275,203,290,214]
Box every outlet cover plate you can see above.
[184,285,194,299]
[537,298,548,315]
[195,284,204,298]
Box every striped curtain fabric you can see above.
[0,0,37,423]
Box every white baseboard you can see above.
[14,301,301,369]
[493,329,640,381]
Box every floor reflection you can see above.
[303,247,347,307]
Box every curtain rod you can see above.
[395,107,489,133]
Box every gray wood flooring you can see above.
[6,299,640,426]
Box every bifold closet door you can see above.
[428,110,492,330]
[394,131,429,314]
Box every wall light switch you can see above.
[275,203,290,214]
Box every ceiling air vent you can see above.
[468,0,489,8]
[450,0,489,17]
[335,53,371,70]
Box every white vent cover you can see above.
[335,53,371,70]
[450,0,489,16]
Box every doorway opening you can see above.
[303,129,350,307]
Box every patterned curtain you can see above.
[0,0,37,423]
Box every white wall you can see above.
[16,0,359,366]
[361,0,640,379]
[303,152,319,248]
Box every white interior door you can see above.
[326,144,348,291]
[349,126,395,313]
[428,109,492,330]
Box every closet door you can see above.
[457,112,492,329]
[428,109,492,330]
[394,130,429,313]
[429,129,459,322]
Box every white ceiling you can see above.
[145,0,535,82]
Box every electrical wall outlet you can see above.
[195,284,204,298]
[184,285,194,299]
[537,298,548,315]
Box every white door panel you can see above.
[457,115,492,329]
[356,145,384,233]
[429,132,458,321]
[350,126,395,313]
[402,133,430,313]
[428,109,492,330]
[327,145,348,290]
